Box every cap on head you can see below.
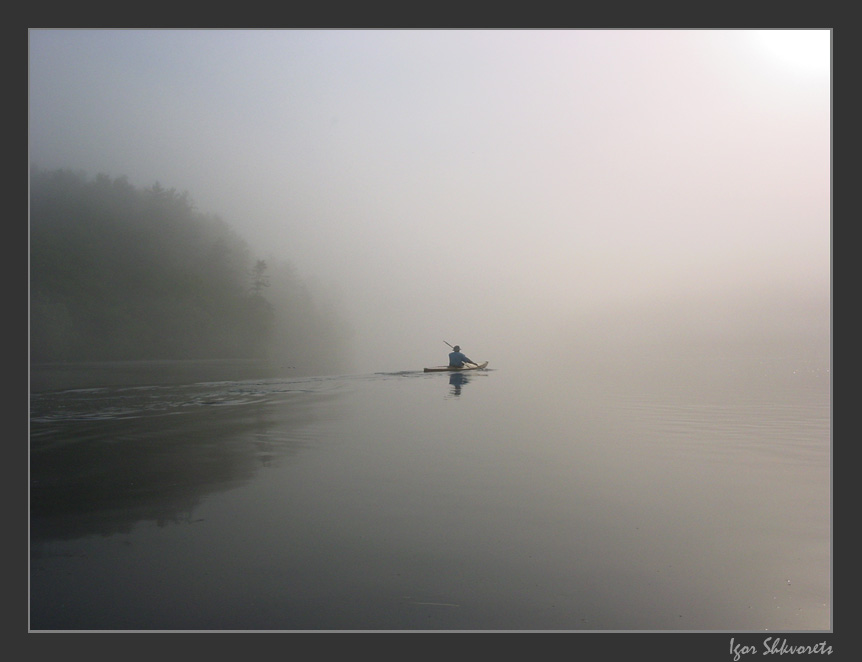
[453,345,460,351]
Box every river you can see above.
[29,353,830,632]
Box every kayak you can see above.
[424,361,488,373]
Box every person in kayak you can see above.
[448,345,475,368]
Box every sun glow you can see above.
[753,30,831,76]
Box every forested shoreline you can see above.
[30,167,352,372]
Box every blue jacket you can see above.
[448,351,473,367]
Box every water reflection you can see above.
[30,376,342,542]
[448,371,469,396]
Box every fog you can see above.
[28,30,831,375]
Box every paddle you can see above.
[444,341,478,367]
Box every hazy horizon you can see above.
[28,30,831,374]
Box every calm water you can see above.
[29,355,831,631]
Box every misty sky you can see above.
[28,29,831,373]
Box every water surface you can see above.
[29,356,830,631]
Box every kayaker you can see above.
[448,345,475,368]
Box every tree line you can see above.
[30,167,351,372]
